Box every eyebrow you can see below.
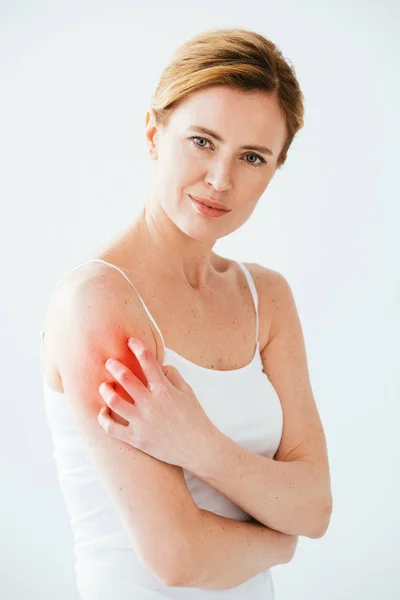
[187,125,274,156]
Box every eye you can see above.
[244,154,266,167]
[189,136,212,150]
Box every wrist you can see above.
[186,423,226,478]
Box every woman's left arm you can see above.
[190,268,332,539]
[188,429,332,539]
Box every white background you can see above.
[1,1,399,598]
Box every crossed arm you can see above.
[176,269,332,587]
[175,508,298,589]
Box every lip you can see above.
[189,195,230,211]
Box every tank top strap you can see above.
[41,258,166,349]
[236,261,260,348]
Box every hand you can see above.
[97,336,217,469]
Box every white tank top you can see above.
[40,258,283,599]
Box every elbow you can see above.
[153,535,194,588]
[159,509,203,588]
[161,557,193,589]
[162,562,195,589]
[309,495,333,539]
[162,570,189,589]
[165,544,198,588]
[283,535,299,564]
[309,525,328,540]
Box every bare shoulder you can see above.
[42,260,158,391]
[240,262,290,352]
[246,263,295,315]
[241,262,285,291]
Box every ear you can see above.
[145,109,160,160]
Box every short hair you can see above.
[151,28,305,169]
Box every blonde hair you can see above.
[151,28,305,168]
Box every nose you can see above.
[205,160,232,193]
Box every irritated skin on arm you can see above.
[99,337,150,426]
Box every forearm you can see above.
[181,508,297,590]
[190,430,332,538]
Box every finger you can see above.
[162,365,189,392]
[105,356,149,401]
[98,406,132,443]
[99,382,136,421]
[127,337,166,391]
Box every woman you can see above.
[40,27,332,599]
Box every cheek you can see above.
[180,147,202,170]
[236,172,267,199]
[247,171,272,197]
[176,153,205,188]
[164,147,197,180]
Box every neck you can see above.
[127,202,223,292]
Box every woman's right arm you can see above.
[45,264,198,587]
[182,510,298,589]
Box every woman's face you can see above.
[145,85,287,240]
